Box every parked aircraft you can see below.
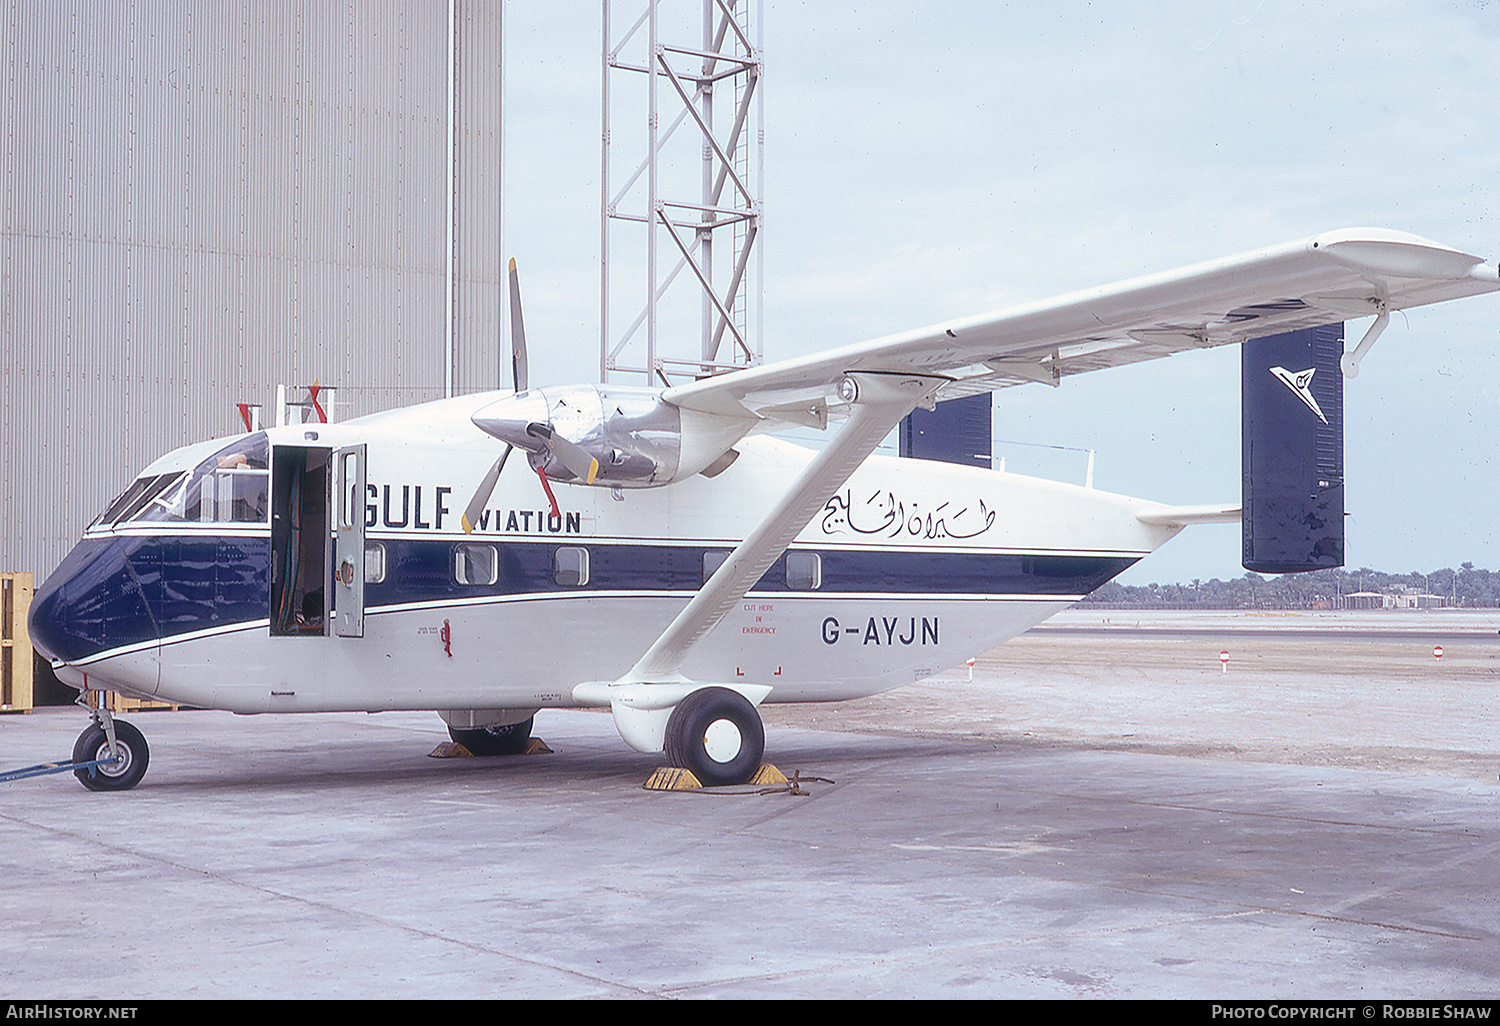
[27,228,1500,790]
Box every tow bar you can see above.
[0,696,133,787]
[0,754,124,784]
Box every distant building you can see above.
[1339,591,1447,610]
[3,2,504,578]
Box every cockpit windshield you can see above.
[92,473,183,528]
[95,433,271,528]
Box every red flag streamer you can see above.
[308,382,327,424]
[238,403,253,433]
[535,466,561,521]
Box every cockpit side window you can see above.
[130,433,271,526]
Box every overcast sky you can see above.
[497,0,1500,585]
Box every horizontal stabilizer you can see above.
[1136,503,1242,527]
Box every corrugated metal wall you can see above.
[1,1,504,578]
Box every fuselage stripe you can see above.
[31,532,1138,664]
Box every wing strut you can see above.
[624,370,947,685]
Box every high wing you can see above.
[663,228,1500,423]
[589,227,1500,754]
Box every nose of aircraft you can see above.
[28,537,161,665]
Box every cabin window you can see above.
[553,546,589,587]
[339,451,361,529]
[702,550,729,583]
[785,551,822,590]
[454,543,499,586]
[364,541,386,585]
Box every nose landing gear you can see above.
[72,710,149,792]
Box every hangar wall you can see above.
[1,1,503,578]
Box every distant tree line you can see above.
[1083,563,1500,609]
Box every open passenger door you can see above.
[333,445,366,638]
[270,445,331,637]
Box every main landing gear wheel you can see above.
[448,716,535,757]
[663,687,765,787]
[73,720,149,792]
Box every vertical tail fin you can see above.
[898,393,992,468]
[1242,323,1345,574]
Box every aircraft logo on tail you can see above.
[1269,366,1328,425]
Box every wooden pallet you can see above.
[106,692,182,713]
[82,689,182,714]
[1,573,33,713]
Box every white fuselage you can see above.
[40,393,1182,717]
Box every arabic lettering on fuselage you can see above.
[820,488,996,540]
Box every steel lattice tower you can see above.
[601,0,764,386]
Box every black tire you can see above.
[72,720,149,792]
[448,716,534,757]
[663,687,765,787]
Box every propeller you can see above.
[460,444,512,534]
[507,258,528,394]
[462,260,603,533]
[525,423,600,485]
[460,260,532,534]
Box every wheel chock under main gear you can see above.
[643,763,790,791]
[644,766,702,790]
[428,737,553,759]
[748,764,789,786]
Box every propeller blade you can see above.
[508,258,528,393]
[460,444,513,534]
[548,432,601,485]
[525,423,600,485]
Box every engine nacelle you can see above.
[471,384,752,488]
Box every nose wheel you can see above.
[73,718,149,792]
